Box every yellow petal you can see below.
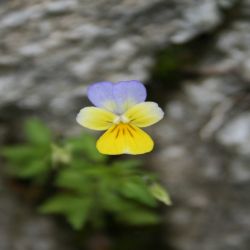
[96,123,154,155]
[76,107,117,131]
[124,102,164,127]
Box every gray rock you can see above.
[170,1,221,43]
[217,113,250,156]
[0,0,226,124]
[0,176,72,250]
[229,158,250,183]
[152,1,250,249]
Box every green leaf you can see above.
[1,146,39,162]
[16,160,50,178]
[2,144,51,179]
[40,195,92,230]
[67,208,89,230]
[24,119,51,145]
[66,134,107,162]
[120,179,157,207]
[111,159,142,170]
[55,168,92,193]
[118,208,160,225]
[149,183,172,206]
[100,190,131,212]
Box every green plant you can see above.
[1,118,171,230]
[2,119,52,183]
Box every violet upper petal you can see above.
[87,82,116,112]
[113,80,146,113]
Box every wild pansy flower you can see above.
[76,81,164,155]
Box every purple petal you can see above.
[113,80,146,113]
[87,82,116,112]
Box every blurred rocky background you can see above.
[0,0,250,250]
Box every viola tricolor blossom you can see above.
[76,81,164,155]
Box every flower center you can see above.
[113,115,130,124]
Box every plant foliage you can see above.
[1,118,171,230]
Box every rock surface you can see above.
[151,1,250,249]
[1,0,250,250]
[0,0,231,127]
[0,174,73,250]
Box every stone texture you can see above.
[0,174,73,250]
[151,1,250,249]
[0,0,230,128]
[217,113,250,156]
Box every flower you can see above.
[76,80,164,155]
